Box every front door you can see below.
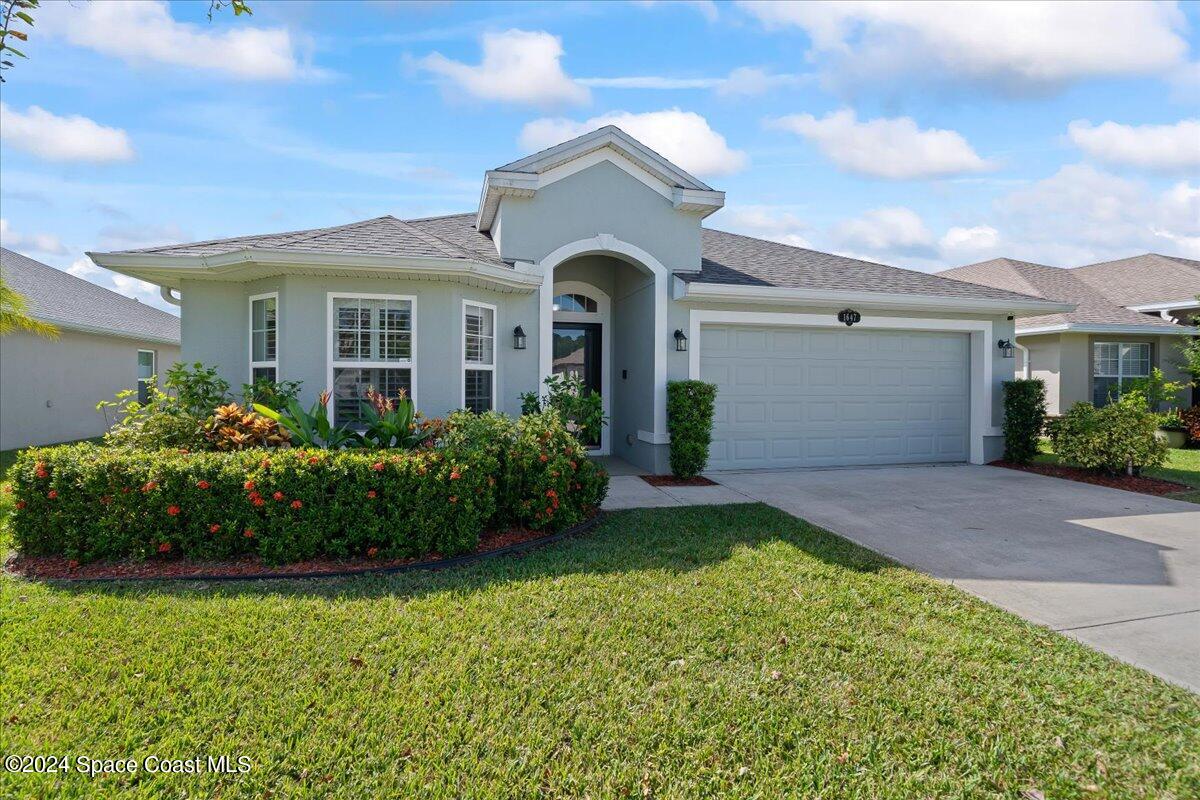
[552,322,602,445]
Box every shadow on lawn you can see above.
[41,503,891,601]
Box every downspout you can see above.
[160,286,181,306]
[1014,342,1031,380]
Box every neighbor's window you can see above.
[463,301,495,413]
[552,293,597,313]
[1093,342,1150,405]
[250,293,278,383]
[331,294,414,426]
[137,350,155,404]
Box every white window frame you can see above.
[137,349,156,402]
[462,299,497,412]
[1092,341,1151,401]
[249,291,279,383]
[326,293,418,423]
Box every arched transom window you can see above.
[552,293,597,313]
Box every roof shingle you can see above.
[1070,254,1200,307]
[1,247,180,343]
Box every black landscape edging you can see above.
[18,512,605,584]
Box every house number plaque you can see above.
[837,309,862,327]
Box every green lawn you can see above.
[2,504,1197,799]
[1036,443,1200,504]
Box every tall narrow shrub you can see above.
[1002,378,1046,463]
[667,380,718,478]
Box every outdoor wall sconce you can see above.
[513,325,527,350]
[674,329,688,352]
[997,338,1015,359]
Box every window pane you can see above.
[252,331,267,362]
[137,380,151,405]
[1092,343,1118,377]
[137,351,155,379]
[1093,376,1119,406]
[1121,343,1150,377]
[252,366,277,383]
[333,297,411,362]
[464,369,492,414]
[333,367,411,427]
[464,304,494,365]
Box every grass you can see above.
[1035,442,1200,504]
[2,504,1196,799]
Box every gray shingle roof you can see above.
[1,247,180,343]
[99,214,1056,305]
[1070,254,1200,307]
[938,257,1181,330]
[120,215,508,267]
[689,229,1048,303]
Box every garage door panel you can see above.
[701,325,969,470]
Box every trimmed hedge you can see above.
[667,380,718,479]
[1002,379,1046,463]
[10,411,609,565]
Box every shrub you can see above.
[202,403,290,450]
[439,409,608,531]
[241,376,303,412]
[1054,396,1168,475]
[1182,406,1200,445]
[1002,379,1046,463]
[666,380,717,478]
[522,375,606,445]
[10,443,493,564]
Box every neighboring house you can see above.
[89,127,1067,473]
[0,248,181,451]
[939,257,1198,415]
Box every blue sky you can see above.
[1,0,1197,313]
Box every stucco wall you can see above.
[1019,333,1063,414]
[0,329,179,450]
[179,276,540,419]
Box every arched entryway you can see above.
[551,280,612,453]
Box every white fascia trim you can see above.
[88,249,543,293]
[675,281,1074,316]
[687,309,997,464]
[1126,299,1200,312]
[31,316,180,346]
[1016,323,1199,336]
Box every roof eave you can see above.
[674,281,1075,316]
[1126,299,1200,312]
[31,315,180,346]
[1016,322,1199,336]
[87,249,544,293]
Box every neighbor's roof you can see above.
[1070,253,1200,307]
[0,247,180,344]
[938,257,1186,331]
[99,213,1056,306]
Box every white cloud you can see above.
[832,207,935,255]
[0,103,134,163]
[66,257,102,280]
[718,206,812,248]
[767,109,991,179]
[998,164,1200,263]
[939,225,1001,258]
[37,0,302,80]
[519,109,748,177]
[1067,119,1200,171]
[580,66,807,96]
[416,29,589,107]
[738,1,1188,92]
[0,218,69,255]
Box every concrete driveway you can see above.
[713,464,1200,692]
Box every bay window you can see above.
[329,294,414,426]
[463,300,496,413]
[249,293,278,383]
[1092,342,1150,405]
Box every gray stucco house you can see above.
[940,256,1199,415]
[1,247,181,451]
[89,127,1070,473]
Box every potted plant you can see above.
[1154,408,1188,449]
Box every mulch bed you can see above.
[640,475,718,487]
[991,460,1191,497]
[4,512,603,583]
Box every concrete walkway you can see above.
[605,462,1200,692]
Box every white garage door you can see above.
[701,325,970,470]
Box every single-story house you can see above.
[939,256,1198,415]
[89,127,1070,473]
[1,247,181,451]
